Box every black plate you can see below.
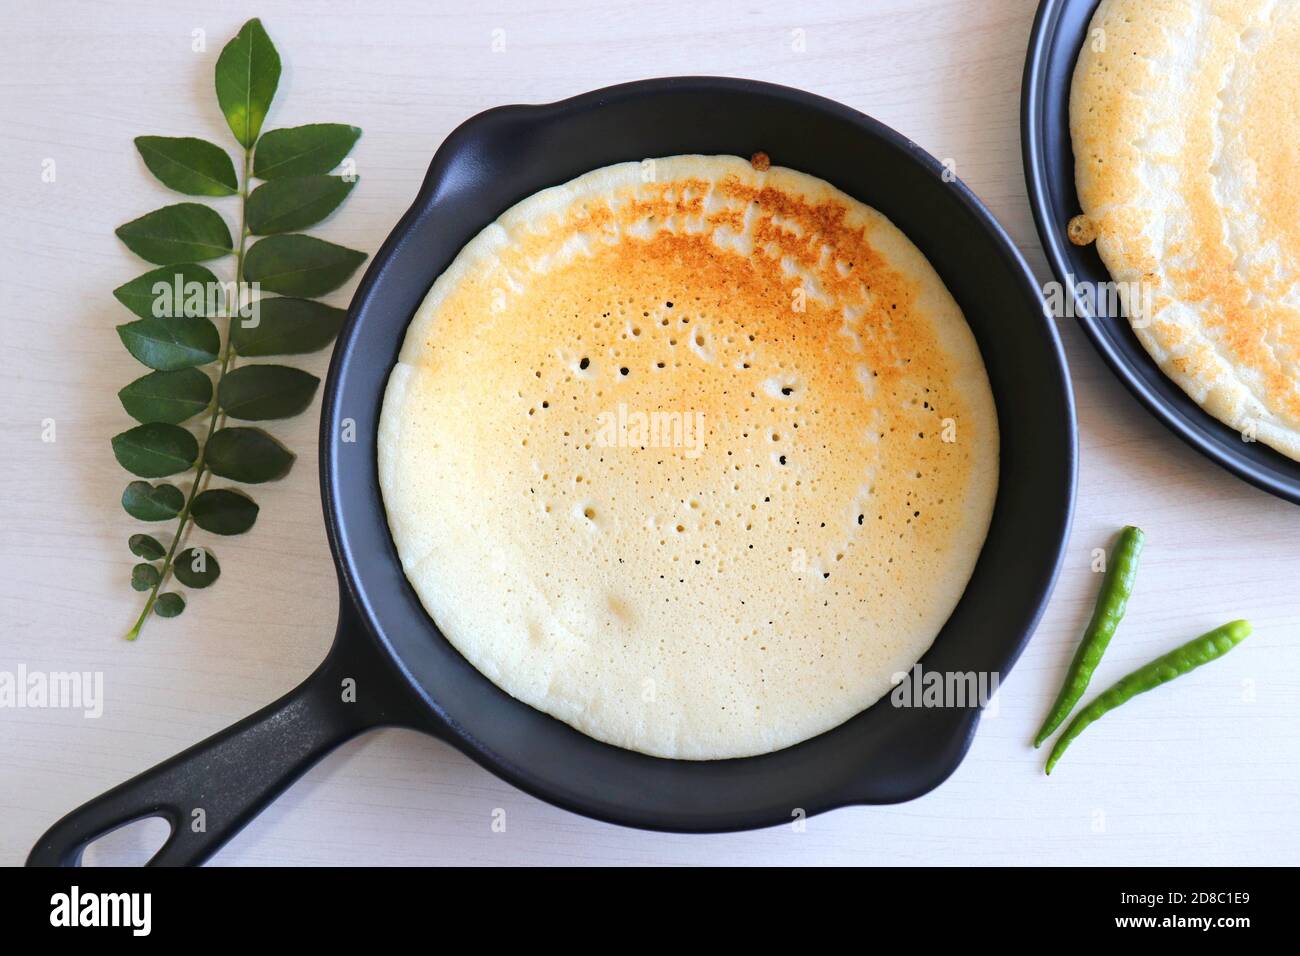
[31,78,1076,865]
[1023,0,1300,504]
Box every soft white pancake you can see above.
[379,155,998,759]
[1071,0,1300,459]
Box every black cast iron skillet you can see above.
[1023,0,1300,504]
[30,77,1076,866]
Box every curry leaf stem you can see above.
[125,147,251,640]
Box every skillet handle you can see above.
[27,590,420,867]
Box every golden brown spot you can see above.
[1067,214,1096,246]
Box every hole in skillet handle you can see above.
[1022,0,1300,504]
[80,815,173,867]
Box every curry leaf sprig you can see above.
[111,18,366,640]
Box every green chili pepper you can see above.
[1034,525,1145,748]
[1044,619,1251,774]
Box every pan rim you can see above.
[321,75,1077,831]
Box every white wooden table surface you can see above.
[2,0,1297,867]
